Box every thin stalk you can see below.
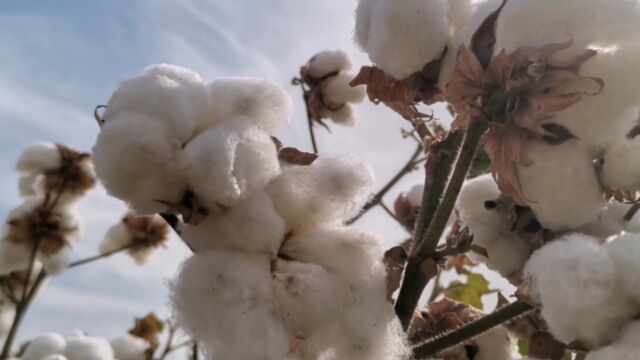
[68,244,132,268]
[303,92,319,153]
[413,301,534,358]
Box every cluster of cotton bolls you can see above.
[92,64,408,359]
[99,213,170,265]
[17,331,151,360]
[300,50,367,126]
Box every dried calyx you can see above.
[122,214,170,253]
[6,207,76,255]
[44,145,96,197]
[129,313,164,351]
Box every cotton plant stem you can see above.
[395,119,488,330]
[302,91,319,153]
[347,144,424,225]
[413,301,534,358]
[68,244,133,268]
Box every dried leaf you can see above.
[383,246,408,301]
[529,331,566,360]
[470,0,510,68]
[278,147,318,166]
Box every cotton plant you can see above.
[99,214,170,265]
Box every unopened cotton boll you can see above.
[103,64,209,143]
[518,139,604,231]
[267,154,375,231]
[524,234,637,347]
[172,251,291,360]
[93,112,187,214]
[180,190,285,255]
[16,143,61,175]
[181,117,280,209]
[357,0,450,79]
[605,233,640,304]
[601,139,640,191]
[321,73,366,107]
[110,334,149,360]
[307,50,353,78]
[22,333,67,360]
[206,78,293,134]
[64,336,114,360]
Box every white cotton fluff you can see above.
[356,0,450,79]
[206,78,293,134]
[323,104,357,126]
[172,251,291,360]
[110,334,149,360]
[180,117,281,209]
[31,162,96,208]
[456,174,532,278]
[40,247,72,275]
[446,0,475,37]
[103,64,209,143]
[518,139,604,231]
[180,190,285,255]
[322,72,366,107]
[0,298,15,338]
[41,355,68,360]
[407,184,424,207]
[93,112,187,214]
[0,240,31,275]
[524,234,638,347]
[99,222,131,255]
[601,139,640,191]
[22,333,67,360]
[605,233,640,304]
[581,202,640,238]
[267,154,375,232]
[64,336,114,360]
[586,320,640,360]
[307,50,353,78]
[19,174,38,197]
[16,143,61,175]
[471,326,514,360]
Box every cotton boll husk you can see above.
[307,50,353,78]
[64,336,114,360]
[22,333,67,360]
[180,190,285,255]
[206,78,293,134]
[99,222,131,255]
[181,117,280,209]
[93,112,187,214]
[322,73,366,107]
[601,138,640,191]
[267,154,375,231]
[524,234,637,347]
[16,143,61,175]
[605,233,640,304]
[456,174,532,277]
[324,104,357,126]
[19,174,38,198]
[103,64,208,143]
[172,251,291,360]
[110,334,149,360]
[360,0,450,79]
[518,139,604,231]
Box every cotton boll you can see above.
[110,334,149,360]
[172,251,291,360]
[518,139,604,231]
[181,117,280,209]
[40,248,71,275]
[16,143,61,175]
[206,78,293,134]
[103,64,209,142]
[359,0,450,79]
[581,202,640,238]
[307,50,353,78]
[268,154,375,231]
[605,233,640,304]
[322,73,366,107]
[99,222,131,254]
[354,0,379,53]
[64,336,114,360]
[601,139,640,191]
[19,174,38,197]
[42,355,69,360]
[586,320,640,360]
[472,326,514,360]
[0,240,31,275]
[447,0,474,37]
[324,104,357,126]
[524,234,637,347]
[93,112,187,214]
[180,190,285,255]
[22,333,67,360]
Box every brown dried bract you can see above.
[129,312,164,350]
[42,145,97,196]
[5,207,76,255]
[123,214,170,253]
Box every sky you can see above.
[0,0,509,349]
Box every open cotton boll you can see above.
[172,251,291,360]
[0,240,31,275]
[103,64,208,143]
[42,356,68,360]
[321,73,366,106]
[40,247,72,275]
[64,336,114,360]
[307,50,353,78]
[19,174,39,197]
[354,0,379,53]
[518,139,604,231]
[268,154,374,232]
[447,0,475,37]
[524,234,637,347]
[358,0,450,79]
[324,104,357,127]
[16,143,61,175]
[180,190,285,255]
[110,334,149,360]
[22,333,67,360]
[586,320,640,360]
[581,203,640,238]
[206,78,293,134]
[181,117,280,209]
[605,233,640,304]
[601,139,640,191]
[93,112,187,214]
[99,222,131,254]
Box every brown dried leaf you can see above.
[470,0,510,68]
[279,147,318,166]
[383,246,408,301]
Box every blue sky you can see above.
[0,0,458,346]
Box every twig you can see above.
[347,144,424,225]
[68,244,132,269]
[192,342,199,360]
[304,91,319,154]
[413,301,534,358]
[157,322,179,360]
[380,202,406,228]
[395,119,488,330]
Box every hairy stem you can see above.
[347,144,424,225]
[413,301,534,358]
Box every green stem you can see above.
[413,301,534,358]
